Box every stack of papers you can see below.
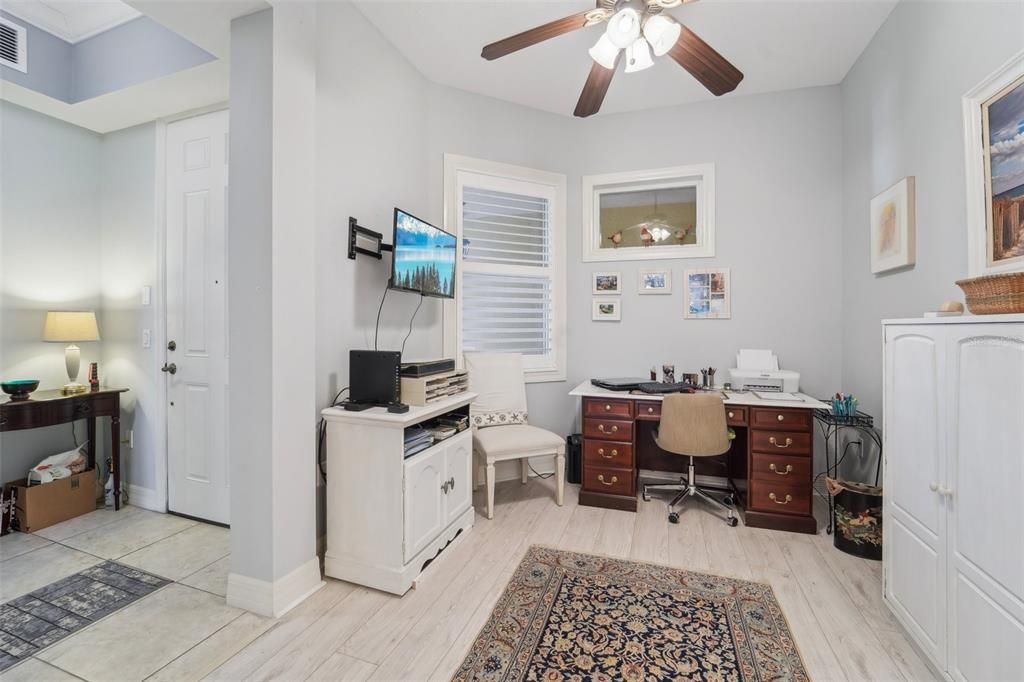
[404,427,434,457]
[753,391,803,402]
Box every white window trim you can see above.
[443,154,567,383]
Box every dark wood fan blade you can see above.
[574,59,618,118]
[482,11,593,60]
[667,27,743,96]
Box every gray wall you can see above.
[0,101,102,482]
[840,0,1024,420]
[0,10,72,101]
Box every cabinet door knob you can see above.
[769,463,793,476]
[769,492,792,505]
[604,404,612,411]
[929,481,939,492]
[777,414,785,422]
[939,486,953,498]
[728,411,734,419]
[647,407,654,414]
[597,474,618,486]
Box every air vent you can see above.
[0,17,27,73]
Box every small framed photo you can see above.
[592,298,621,321]
[684,268,731,319]
[869,177,916,274]
[638,269,672,295]
[592,272,621,295]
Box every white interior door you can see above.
[947,325,1024,682]
[166,110,230,524]
[883,326,947,666]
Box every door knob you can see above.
[167,340,177,351]
[161,363,177,375]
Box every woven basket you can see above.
[955,272,1024,314]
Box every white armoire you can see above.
[883,314,1024,681]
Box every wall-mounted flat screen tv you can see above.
[391,208,456,299]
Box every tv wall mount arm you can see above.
[347,216,394,260]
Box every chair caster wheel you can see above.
[723,496,733,506]
[727,517,738,527]
[668,512,680,524]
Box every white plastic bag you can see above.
[27,444,88,485]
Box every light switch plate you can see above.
[142,286,152,306]
[142,329,151,348]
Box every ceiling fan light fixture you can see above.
[588,33,620,70]
[624,37,653,73]
[643,14,681,57]
[606,7,641,49]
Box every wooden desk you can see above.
[1,388,128,510]
[569,381,828,533]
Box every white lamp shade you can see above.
[588,33,620,70]
[643,14,682,56]
[624,37,654,73]
[606,7,641,49]
[43,311,100,342]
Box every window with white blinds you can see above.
[444,156,566,382]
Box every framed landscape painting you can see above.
[963,50,1024,276]
[869,177,916,274]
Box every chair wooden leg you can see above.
[486,463,496,520]
[555,453,565,506]
[521,459,529,484]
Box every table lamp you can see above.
[43,311,100,395]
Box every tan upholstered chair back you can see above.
[655,393,730,457]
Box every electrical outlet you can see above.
[142,329,151,348]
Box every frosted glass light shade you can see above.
[606,7,641,49]
[43,311,100,342]
[624,37,653,73]
[643,14,681,56]
[588,33,620,70]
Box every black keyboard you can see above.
[637,382,696,395]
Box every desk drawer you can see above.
[582,465,634,497]
[583,440,634,468]
[584,398,633,419]
[749,480,811,516]
[726,407,747,426]
[583,418,633,443]
[751,407,811,430]
[636,402,661,420]
[751,453,811,482]
[751,430,812,456]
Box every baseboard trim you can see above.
[226,555,324,617]
[127,484,162,511]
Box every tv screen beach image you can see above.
[394,211,456,297]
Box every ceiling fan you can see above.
[481,0,743,118]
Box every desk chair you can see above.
[642,393,738,527]
[464,352,565,520]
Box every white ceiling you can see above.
[2,1,141,43]
[353,0,898,117]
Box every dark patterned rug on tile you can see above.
[453,545,809,682]
[0,561,170,671]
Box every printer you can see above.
[728,349,800,393]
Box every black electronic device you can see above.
[391,208,456,299]
[400,358,456,378]
[590,377,647,391]
[349,350,402,407]
[637,382,697,395]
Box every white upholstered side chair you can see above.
[464,352,565,520]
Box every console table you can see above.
[569,381,829,533]
[0,388,128,510]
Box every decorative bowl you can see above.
[1,380,40,400]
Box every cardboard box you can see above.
[4,469,98,532]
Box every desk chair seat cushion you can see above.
[655,393,731,457]
[464,352,528,429]
[473,424,565,460]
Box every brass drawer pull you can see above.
[777,414,785,422]
[604,404,612,411]
[769,492,793,505]
[768,436,793,448]
[728,411,734,419]
[769,463,793,476]
[597,448,618,458]
[597,474,618,486]
[647,406,655,414]
[597,424,618,433]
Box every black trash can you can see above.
[566,434,582,485]
[827,478,882,560]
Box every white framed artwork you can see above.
[869,177,916,274]
[592,272,621,295]
[638,269,672,294]
[963,49,1024,277]
[684,268,730,319]
[592,298,621,321]
[582,164,716,262]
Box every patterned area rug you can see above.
[453,546,808,682]
[0,561,169,671]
